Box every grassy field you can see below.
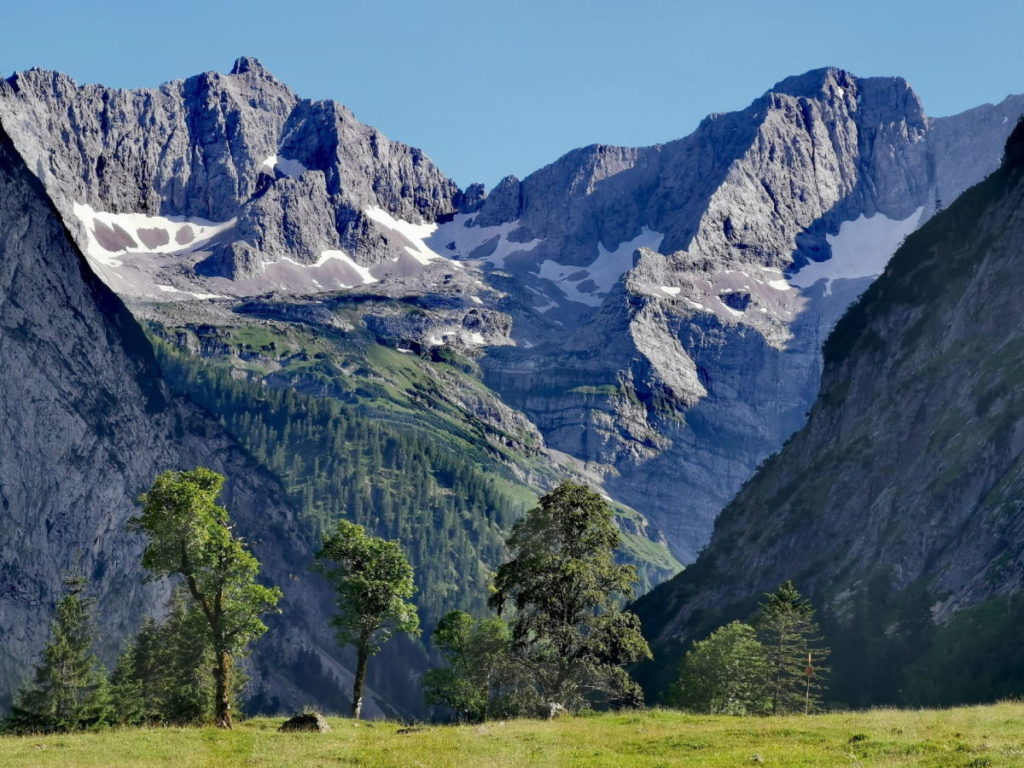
[2,703,1023,767]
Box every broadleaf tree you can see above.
[315,519,420,719]
[422,610,525,722]
[669,621,770,715]
[488,481,651,712]
[129,468,282,728]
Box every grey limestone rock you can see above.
[634,120,1024,700]
[456,67,1022,559]
[278,711,330,733]
[0,57,460,282]
[0,120,414,718]
[2,59,1021,567]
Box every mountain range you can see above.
[635,117,1024,708]
[2,57,1023,713]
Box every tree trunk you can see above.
[351,645,369,720]
[214,650,232,729]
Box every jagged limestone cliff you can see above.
[0,120,422,718]
[456,69,1024,557]
[5,62,1020,562]
[635,119,1024,706]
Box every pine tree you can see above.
[130,617,171,720]
[754,581,830,714]
[4,576,112,733]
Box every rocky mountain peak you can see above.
[230,55,269,76]
[4,59,1024,716]
[435,65,1024,562]
[459,182,487,213]
[634,110,1024,706]
[2,60,1021,568]
[767,66,854,99]
[0,60,462,286]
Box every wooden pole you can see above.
[804,651,814,715]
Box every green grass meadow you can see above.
[3,703,1024,767]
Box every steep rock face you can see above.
[451,69,1024,558]
[0,121,411,717]
[634,121,1024,702]
[0,58,461,284]
[3,60,1022,566]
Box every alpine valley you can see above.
[3,56,1024,715]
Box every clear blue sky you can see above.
[4,1,1023,188]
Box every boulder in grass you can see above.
[546,703,568,720]
[279,712,330,733]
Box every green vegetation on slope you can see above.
[150,321,682,617]
[904,595,1024,707]
[3,703,1024,767]
[153,315,542,465]
[155,343,526,626]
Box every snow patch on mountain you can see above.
[257,249,379,291]
[538,227,664,306]
[428,214,543,269]
[260,155,307,179]
[789,207,926,291]
[155,284,226,300]
[364,206,455,266]
[426,329,491,348]
[317,250,377,283]
[72,203,236,267]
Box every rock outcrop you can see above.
[449,69,1024,558]
[0,57,461,286]
[0,119,412,718]
[634,119,1024,704]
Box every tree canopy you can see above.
[669,621,769,715]
[423,611,526,722]
[109,587,247,726]
[315,519,420,719]
[130,468,281,728]
[489,481,651,711]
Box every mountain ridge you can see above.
[4,58,1024,716]
[634,119,1024,706]
[4,59,1023,564]
[0,115,409,716]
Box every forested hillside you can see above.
[154,342,677,630]
[155,344,525,626]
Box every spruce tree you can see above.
[4,576,112,733]
[754,581,830,714]
[108,641,146,726]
